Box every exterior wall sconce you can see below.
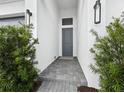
[26,9,32,25]
[94,0,101,24]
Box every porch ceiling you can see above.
[56,0,79,10]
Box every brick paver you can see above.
[37,57,87,92]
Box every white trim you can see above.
[62,25,74,28]
[59,14,77,57]
[62,28,73,57]
[61,17,74,57]
[0,0,23,5]
[0,12,25,19]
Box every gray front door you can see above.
[62,28,73,56]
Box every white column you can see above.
[25,0,38,38]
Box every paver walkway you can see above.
[37,57,87,92]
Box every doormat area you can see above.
[77,86,98,92]
[30,81,42,92]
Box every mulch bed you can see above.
[77,86,98,92]
[30,81,42,92]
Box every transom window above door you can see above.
[62,18,73,25]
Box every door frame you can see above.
[62,28,73,57]
[59,16,77,57]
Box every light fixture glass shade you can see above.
[94,0,101,24]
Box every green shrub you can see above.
[0,25,38,91]
[90,17,124,92]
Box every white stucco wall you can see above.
[0,0,25,16]
[35,0,59,72]
[78,0,124,89]
[106,0,124,25]
[77,0,106,88]
[59,8,78,57]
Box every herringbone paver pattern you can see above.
[37,57,87,92]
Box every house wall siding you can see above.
[0,0,24,16]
